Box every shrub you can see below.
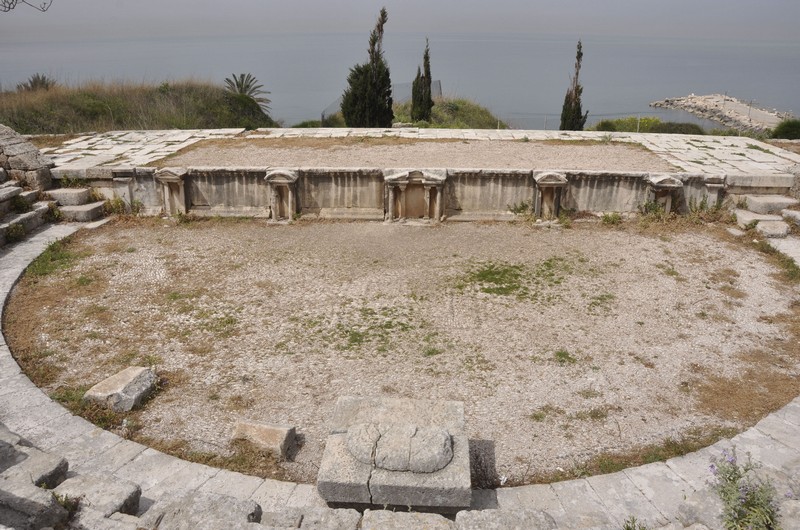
[601,212,622,225]
[394,97,507,129]
[772,118,800,140]
[710,448,781,529]
[4,223,25,243]
[649,122,705,135]
[0,80,277,134]
[16,73,58,92]
[590,116,663,133]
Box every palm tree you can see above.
[1,0,53,12]
[224,73,271,113]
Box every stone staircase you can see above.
[0,172,56,248]
[733,194,800,262]
[45,186,106,223]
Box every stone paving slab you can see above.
[623,462,694,522]
[37,128,800,182]
[586,471,669,526]
[199,468,265,499]
[114,448,192,492]
[549,478,614,527]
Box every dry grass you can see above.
[4,219,798,485]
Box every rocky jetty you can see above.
[650,93,793,134]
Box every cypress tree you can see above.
[342,7,393,128]
[411,38,434,122]
[560,40,588,131]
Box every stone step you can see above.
[756,220,790,238]
[769,236,800,264]
[783,209,800,226]
[59,201,105,222]
[0,203,48,246]
[47,187,91,206]
[744,194,800,215]
[0,445,68,489]
[54,474,141,517]
[734,208,783,229]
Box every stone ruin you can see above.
[317,396,472,511]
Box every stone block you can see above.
[369,433,471,509]
[8,152,53,171]
[296,506,361,529]
[360,509,455,530]
[455,509,557,529]
[54,474,141,516]
[0,141,37,158]
[1,445,68,488]
[139,491,263,528]
[22,169,52,191]
[83,366,157,412]
[0,185,22,203]
[231,421,295,460]
[318,396,472,510]
[316,434,372,504]
[70,507,142,530]
[59,201,106,222]
[734,208,782,228]
[783,209,800,226]
[756,220,790,238]
[745,194,799,215]
[0,474,68,529]
[47,187,90,206]
[726,173,795,194]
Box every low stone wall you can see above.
[50,165,786,221]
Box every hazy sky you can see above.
[3,0,799,42]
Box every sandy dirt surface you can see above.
[158,138,678,172]
[5,220,800,485]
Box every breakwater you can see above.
[650,93,793,133]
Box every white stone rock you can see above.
[83,366,157,412]
[231,421,295,460]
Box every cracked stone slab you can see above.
[360,509,455,529]
[139,491,262,529]
[455,508,557,529]
[316,434,372,504]
[54,474,141,517]
[586,471,669,526]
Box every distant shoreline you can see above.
[650,93,794,133]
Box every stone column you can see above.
[387,186,395,221]
[423,186,431,220]
[398,184,407,220]
[434,186,443,221]
[287,185,295,220]
[271,185,279,221]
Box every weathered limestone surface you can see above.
[231,421,296,460]
[455,509,557,530]
[318,396,471,510]
[139,491,263,529]
[1,444,68,488]
[83,366,157,412]
[360,509,456,530]
[54,474,141,517]
[734,208,783,228]
[745,194,799,215]
[756,220,790,238]
[46,187,90,206]
[0,474,68,529]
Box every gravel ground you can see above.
[6,220,799,485]
[159,138,678,171]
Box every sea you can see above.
[1,31,798,130]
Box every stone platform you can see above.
[317,397,472,510]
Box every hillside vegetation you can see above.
[296,97,508,129]
[0,80,277,134]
